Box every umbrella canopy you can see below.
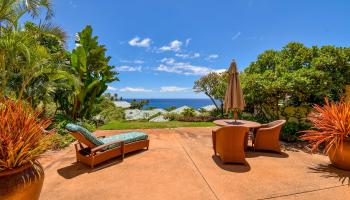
[224,60,245,112]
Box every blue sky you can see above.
[35,0,350,98]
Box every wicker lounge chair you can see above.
[66,124,149,168]
[253,120,286,153]
[212,126,249,164]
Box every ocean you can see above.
[124,98,219,109]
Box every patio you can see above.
[39,127,350,200]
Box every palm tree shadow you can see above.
[308,164,350,185]
[211,155,251,173]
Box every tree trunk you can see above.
[205,92,219,110]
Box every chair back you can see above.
[70,131,97,149]
[214,126,249,163]
[265,120,286,129]
[65,123,103,148]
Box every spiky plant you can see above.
[0,98,51,172]
[300,98,350,154]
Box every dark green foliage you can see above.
[241,42,350,121]
[130,99,149,109]
[165,106,177,111]
[280,122,311,142]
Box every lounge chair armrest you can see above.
[91,140,124,153]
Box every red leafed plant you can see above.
[300,98,350,154]
[0,98,51,172]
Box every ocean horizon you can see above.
[121,98,219,109]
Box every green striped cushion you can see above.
[99,132,148,146]
[65,123,103,146]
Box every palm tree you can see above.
[0,0,53,29]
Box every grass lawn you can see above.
[99,120,215,130]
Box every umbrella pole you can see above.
[233,111,238,123]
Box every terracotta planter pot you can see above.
[0,161,44,200]
[328,139,350,171]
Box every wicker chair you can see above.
[66,124,149,168]
[253,120,286,153]
[212,126,249,164]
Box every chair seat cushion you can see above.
[100,132,148,146]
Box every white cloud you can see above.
[206,54,219,60]
[119,87,152,92]
[175,52,200,59]
[159,40,182,52]
[120,59,145,64]
[128,37,152,48]
[214,69,226,73]
[156,61,225,76]
[115,65,142,72]
[185,38,191,46]
[160,86,189,92]
[107,86,118,91]
[232,32,241,41]
[160,57,176,64]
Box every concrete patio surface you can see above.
[39,127,350,200]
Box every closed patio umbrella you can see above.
[224,59,245,121]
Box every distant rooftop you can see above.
[114,101,131,108]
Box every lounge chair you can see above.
[212,126,249,164]
[253,120,286,153]
[65,123,149,168]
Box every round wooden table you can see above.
[213,119,262,150]
[213,119,261,128]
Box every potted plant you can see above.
[300,98,350,171]
[0,98,51,199]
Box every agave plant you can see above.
[300,98,350,154]
[0,98,51,172]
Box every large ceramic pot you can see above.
[328,139,350,171]
[0,161,44,200]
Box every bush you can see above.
[280,122,310,142]
[48,115,97,150]
[181,108,196,117]
[164,112,181,121]
[209,108,227,118]
[91,96,125,125]
[165,106,177,111]
[177,116,218,122]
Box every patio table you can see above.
[213,119,262,150]
[213,119,261,128]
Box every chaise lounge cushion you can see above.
[100,132,148,146]
[65,123,103,146]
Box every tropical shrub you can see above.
[0,99,51,171]
[91,96,124,124]
[164,113,181,121]
[280,122,310,142]
[165,106,177,111]
[177,116,218,122]
[70,25,118,119]
[300,98,350,153]
[129,99,149,109]
[181,108,197,117]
